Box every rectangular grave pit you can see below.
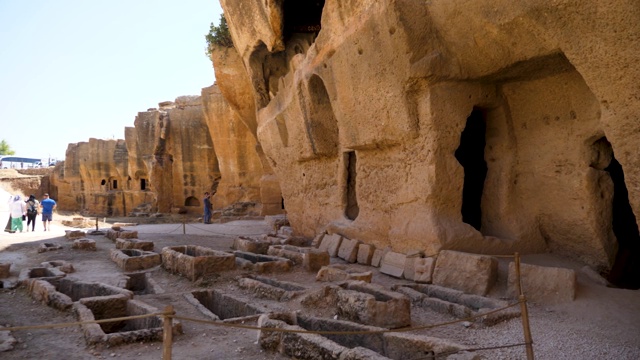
[393,284,520,326]
[74,295,181,346]
[238,275,306,301]
[28,278,133,311]
[234,251,293,273]
[121,272,162,295]
[267,245,330,271]
[18,267,66,286]
[258,313,466,360]
[186,289,267,322]
[161,245,235,281]
[110,248,161,272]
[337,281,411,329]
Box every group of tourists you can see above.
[4,193,56,233]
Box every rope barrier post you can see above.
[182,216,186,235]
[95,217,99,231]
[515,253,535,360]
[162,305,175,360]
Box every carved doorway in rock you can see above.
[597,138,640,289]
[455,108,488,231]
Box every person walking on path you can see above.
[9,195,26,233]
[4,194,13,233]
[25,194,39,232]
[40,193,56,231]
[203,192,213,224]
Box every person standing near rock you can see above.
[203,192,213,224]
[40,193,56,231]
[25,194,39,232]
[9,195,26,233]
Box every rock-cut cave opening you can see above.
[345,151,359,221]
[455,108,488,231]
[599,138,640,289]
[283,0,325,42]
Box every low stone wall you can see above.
[115,238,154,251]
[110,249,161,272]
[27,278,133,311]
[234,251,293,273]
[237,275,306,301]
[161,245,235,281]
[337,281,411,329]
[394,284,520,326]
[267,245,330,271]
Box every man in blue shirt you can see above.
[40,193,57,231]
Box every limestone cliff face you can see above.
[219,0,640,276]
[207,45,283,216]
[54,97,220,216]
[201,84,263,215]
[54,138,133,216]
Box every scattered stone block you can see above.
[413,257,436,283]
[403,251,424,281]
[338,238,361,263]
[318,234,342,257]
[106,229,138,241]
[115,238,154,251]
[233,236,271,254]
[371,247,389,268]
[316,265,372,283]
[110,249,161,272]
[507,262,576,303]
[0,326,17,352]
[121,272,163,295]
[380,251,407,278]
[41,261,75,273]
[38,242,63,253]
[357,244,375,265]
[65,230,86,240]
[433,250,498,296]
[62,217,91,228]
[0,263,10,278]
[72,238,97,251]
[579,265,610,287]
[311,232,325,248]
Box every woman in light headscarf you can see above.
[9,195,26,233]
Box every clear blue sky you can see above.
[0,0,223,161]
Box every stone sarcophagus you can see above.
[161,245,235,281]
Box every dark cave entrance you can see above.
[345,151,359,221]
[455,108,488,231]
[283,0,325,41]
[600,140,640,289]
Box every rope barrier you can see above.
[1,311,170,332]
[1,301,519,336]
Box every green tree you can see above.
[0,139,15,155]
[205,13,233,56]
